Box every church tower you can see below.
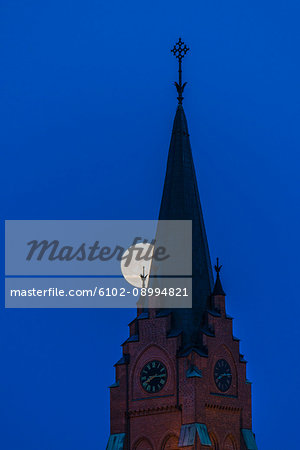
[106,39,258,450]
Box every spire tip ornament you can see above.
[214,257,222,274]
[140,266,148,289]
[171,37,190,104]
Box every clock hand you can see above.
[146,373,165,383]
[217,373,232,380]
[145,375,155,383]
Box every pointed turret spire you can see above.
[158,39,213,348]
[212,258,226,296]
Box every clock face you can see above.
[214,359,232,392]
[140,360,168,393]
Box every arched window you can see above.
[163,435,179,449]
[223,434,236,450]
[134,438,153,450]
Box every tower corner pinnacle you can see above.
[212,257,226,296]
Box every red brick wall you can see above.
[109,295,253,449]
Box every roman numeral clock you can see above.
[140,361,168,394]
[214,359,232,392]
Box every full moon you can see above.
[121,243,154,288]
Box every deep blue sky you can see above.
[0,1,299,448]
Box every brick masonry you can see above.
[109,293,253,449]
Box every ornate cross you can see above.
[171,37,190,104]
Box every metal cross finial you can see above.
[171,37,189,61]
[171,37,190,104]
[214,257,222,274]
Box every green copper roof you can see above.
[178,423,212,447]
[195,424,212,446]
[106,433,125,450]
[242,429,258,450]
[186,364,203,378]
[178,424,196,446]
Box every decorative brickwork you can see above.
[109,289,253,448]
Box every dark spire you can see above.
[171,37,189,104]
[158,40,214,347]
[212,258,226,296]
